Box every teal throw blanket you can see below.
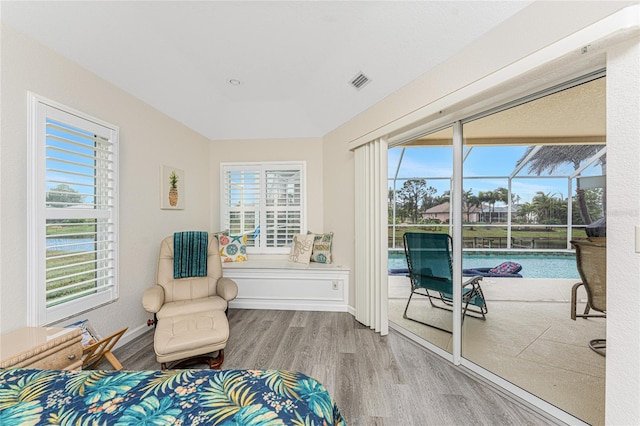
[173,231,208,279]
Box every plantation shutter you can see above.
[221,162,305,253]
[29,94,119,326]
[222,167,260,247]
[264,168,302,248]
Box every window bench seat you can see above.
[222,260,350,312]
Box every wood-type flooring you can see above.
[108,309,557,425]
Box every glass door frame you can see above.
[388,69,605,426]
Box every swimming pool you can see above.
[388,250,579,279]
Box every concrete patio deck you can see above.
[389,275,606,426]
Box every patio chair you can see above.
[570,239,606,356]
[462,261,523,277]
[403,232,487,333]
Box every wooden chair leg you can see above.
[82,327,128,370]
[104,351,123,370]
[209,349,224,370]
[161,350,225,371]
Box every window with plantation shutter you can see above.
[221,162,305,254]
[28,93,119,325]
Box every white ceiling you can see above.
[1,1,534,140]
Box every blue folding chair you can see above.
[403,232,487,332]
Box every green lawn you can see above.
[46,250,97,306]
[46,223,95,237]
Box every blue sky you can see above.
[46,118,97,204]
[388,146,603,204]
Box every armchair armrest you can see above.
[142,285,165,313]
[217,277,238,302]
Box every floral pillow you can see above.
[308,231,333,264]
[217,234,247,262]
[289,234,315,265]
[489,261,522,275]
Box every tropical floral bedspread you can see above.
[0,368,347,425]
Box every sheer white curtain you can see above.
[354,138,388,335]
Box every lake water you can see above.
[47,238,95,252]
[389,250,579,279]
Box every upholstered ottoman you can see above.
[154,310,228,370]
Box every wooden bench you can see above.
[223,259,350,312]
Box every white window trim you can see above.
[27,92,119,326]
[220,161,307,255]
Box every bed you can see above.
[0,367,347,425]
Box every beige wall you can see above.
[0,24,211,335]
[605,34,640,424]
[209,138,324,242]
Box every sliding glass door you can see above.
[388,126,453,353]
[388,73,606,425]
[461,75,606,425]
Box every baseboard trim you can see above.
[115,322,152,350]
[229,299,349,312]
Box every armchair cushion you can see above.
[157,296,228,320]
[144,233,238,316]
[155,234,232,302]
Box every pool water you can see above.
[389,251,579,279]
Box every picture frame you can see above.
[160,165,185,210]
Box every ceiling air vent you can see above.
[349,72,371,90]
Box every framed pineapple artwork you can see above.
[160,165,185,209]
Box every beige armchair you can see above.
[142,233,238,369]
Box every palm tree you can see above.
[462,189,481,223]
[478,190,498,223]
[516,145,605,225]
[494,187,509,204]
[531,191,566,224]
[531,191,554,223]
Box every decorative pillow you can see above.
[217,234,247,262]
[489,261,522,275]
[308,231,333,264]
[289,234,315,265]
